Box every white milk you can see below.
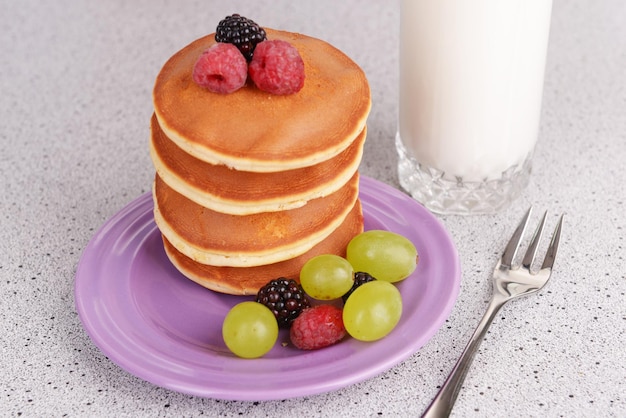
[398,0,552,182]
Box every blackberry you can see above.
[256,278,310,328]
[342,272,377,303]
[215,14,267,62]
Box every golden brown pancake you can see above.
[162,199,364,295]
[150,114,366,215]
[153,172,360,267]
[152,28,371,172]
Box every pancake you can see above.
[162,199,364,295]
[153,28,371,172]
[150,114,366,215]
[153,172,360,267]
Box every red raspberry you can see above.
[289,305,345,350]
[248,40,305,95]
[192,43,247,94]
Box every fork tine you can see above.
[522,210,547,269]
[501,206,532,268]
[541,214,564,269]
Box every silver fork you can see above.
[422,207,564,418]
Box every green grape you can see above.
[342,280,402,341]
[300,254,354,300]
[346,230,417,283]
[222,301,278,358]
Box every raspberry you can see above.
[192,43,247,94]
[290,305,346,350]
[342,272,377,303]
[248,40,305,95]
[256,278,310,328]
[215,14,267,62]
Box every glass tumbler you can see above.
[396,0,553,214]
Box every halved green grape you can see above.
[342,280,402,341]
[346,230,417,283]
[299,254,354,300]
[222,301,278,358]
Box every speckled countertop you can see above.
[1,0,625,417]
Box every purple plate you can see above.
[75,176,460,400]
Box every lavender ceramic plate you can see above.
[75,176,460,400]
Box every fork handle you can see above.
[421,294,507,418]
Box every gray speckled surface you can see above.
[1,0,625,416]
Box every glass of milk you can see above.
[396,0,553,214]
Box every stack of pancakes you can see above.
[150,29,371,295]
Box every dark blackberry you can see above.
[256,278,310,328]
[215,14,267,62]
[342,272,377,303]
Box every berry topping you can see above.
[192,43,248,94]
[215,14,267,62]
[342,271,377,303]
[256,278,311,328]
[290,305,346,350]
[248,40,305,95]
